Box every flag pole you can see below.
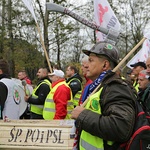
[21,0,53,73]
[36,23,53,73]
[81,37,146,107]
[113,37,146,72]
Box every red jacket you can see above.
[52,79,71,119]
[84,76,93,88]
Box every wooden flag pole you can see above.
[36,23,53,73]
[81,37,146,107]
[113,37,146,72]
[21,0,52,72]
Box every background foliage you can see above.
[0,0,150,80]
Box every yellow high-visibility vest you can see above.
[43,81,74,120]
[80,87,113,150]
[67,78,82,107]
[133,81,139,92]
[30,79,51,115]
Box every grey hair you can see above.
[81,55,89,63]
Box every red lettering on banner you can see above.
[98,4,108,25]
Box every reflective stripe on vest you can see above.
[133,81,139,92]
[80,87,113,150]
[30,79,51,115]
[67,78,82,107]
[43,81,74,120]
[81,138,104,150]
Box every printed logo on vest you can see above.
[13,85,21,105]
[90,99,99,111]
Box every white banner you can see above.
[126,39,150,68]
[144,31,150,40]
[22,0,37,23]
[94,0,121,41]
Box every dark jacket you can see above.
[75,72,136,149]
[66,73,82,97]
[28,77,51,105]
[138,84,150,115]
[0,74,10,116]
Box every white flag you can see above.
[94,0,121,41]
[144,31,150,40]
[126,39,150,68]
[22,0,37,23]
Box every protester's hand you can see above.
[24,95,29,102]
[71,106,85,120]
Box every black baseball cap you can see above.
[130,62,146,69]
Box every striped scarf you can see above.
[82,71,110,103]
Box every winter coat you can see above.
[75,72,137,149]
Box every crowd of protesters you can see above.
[1,41,150,149]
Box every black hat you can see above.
[82,41,119,65]
[130,62,146,69]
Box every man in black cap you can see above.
[130,62,146,91]
[130,62,147,69]
[71,41,137,150]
